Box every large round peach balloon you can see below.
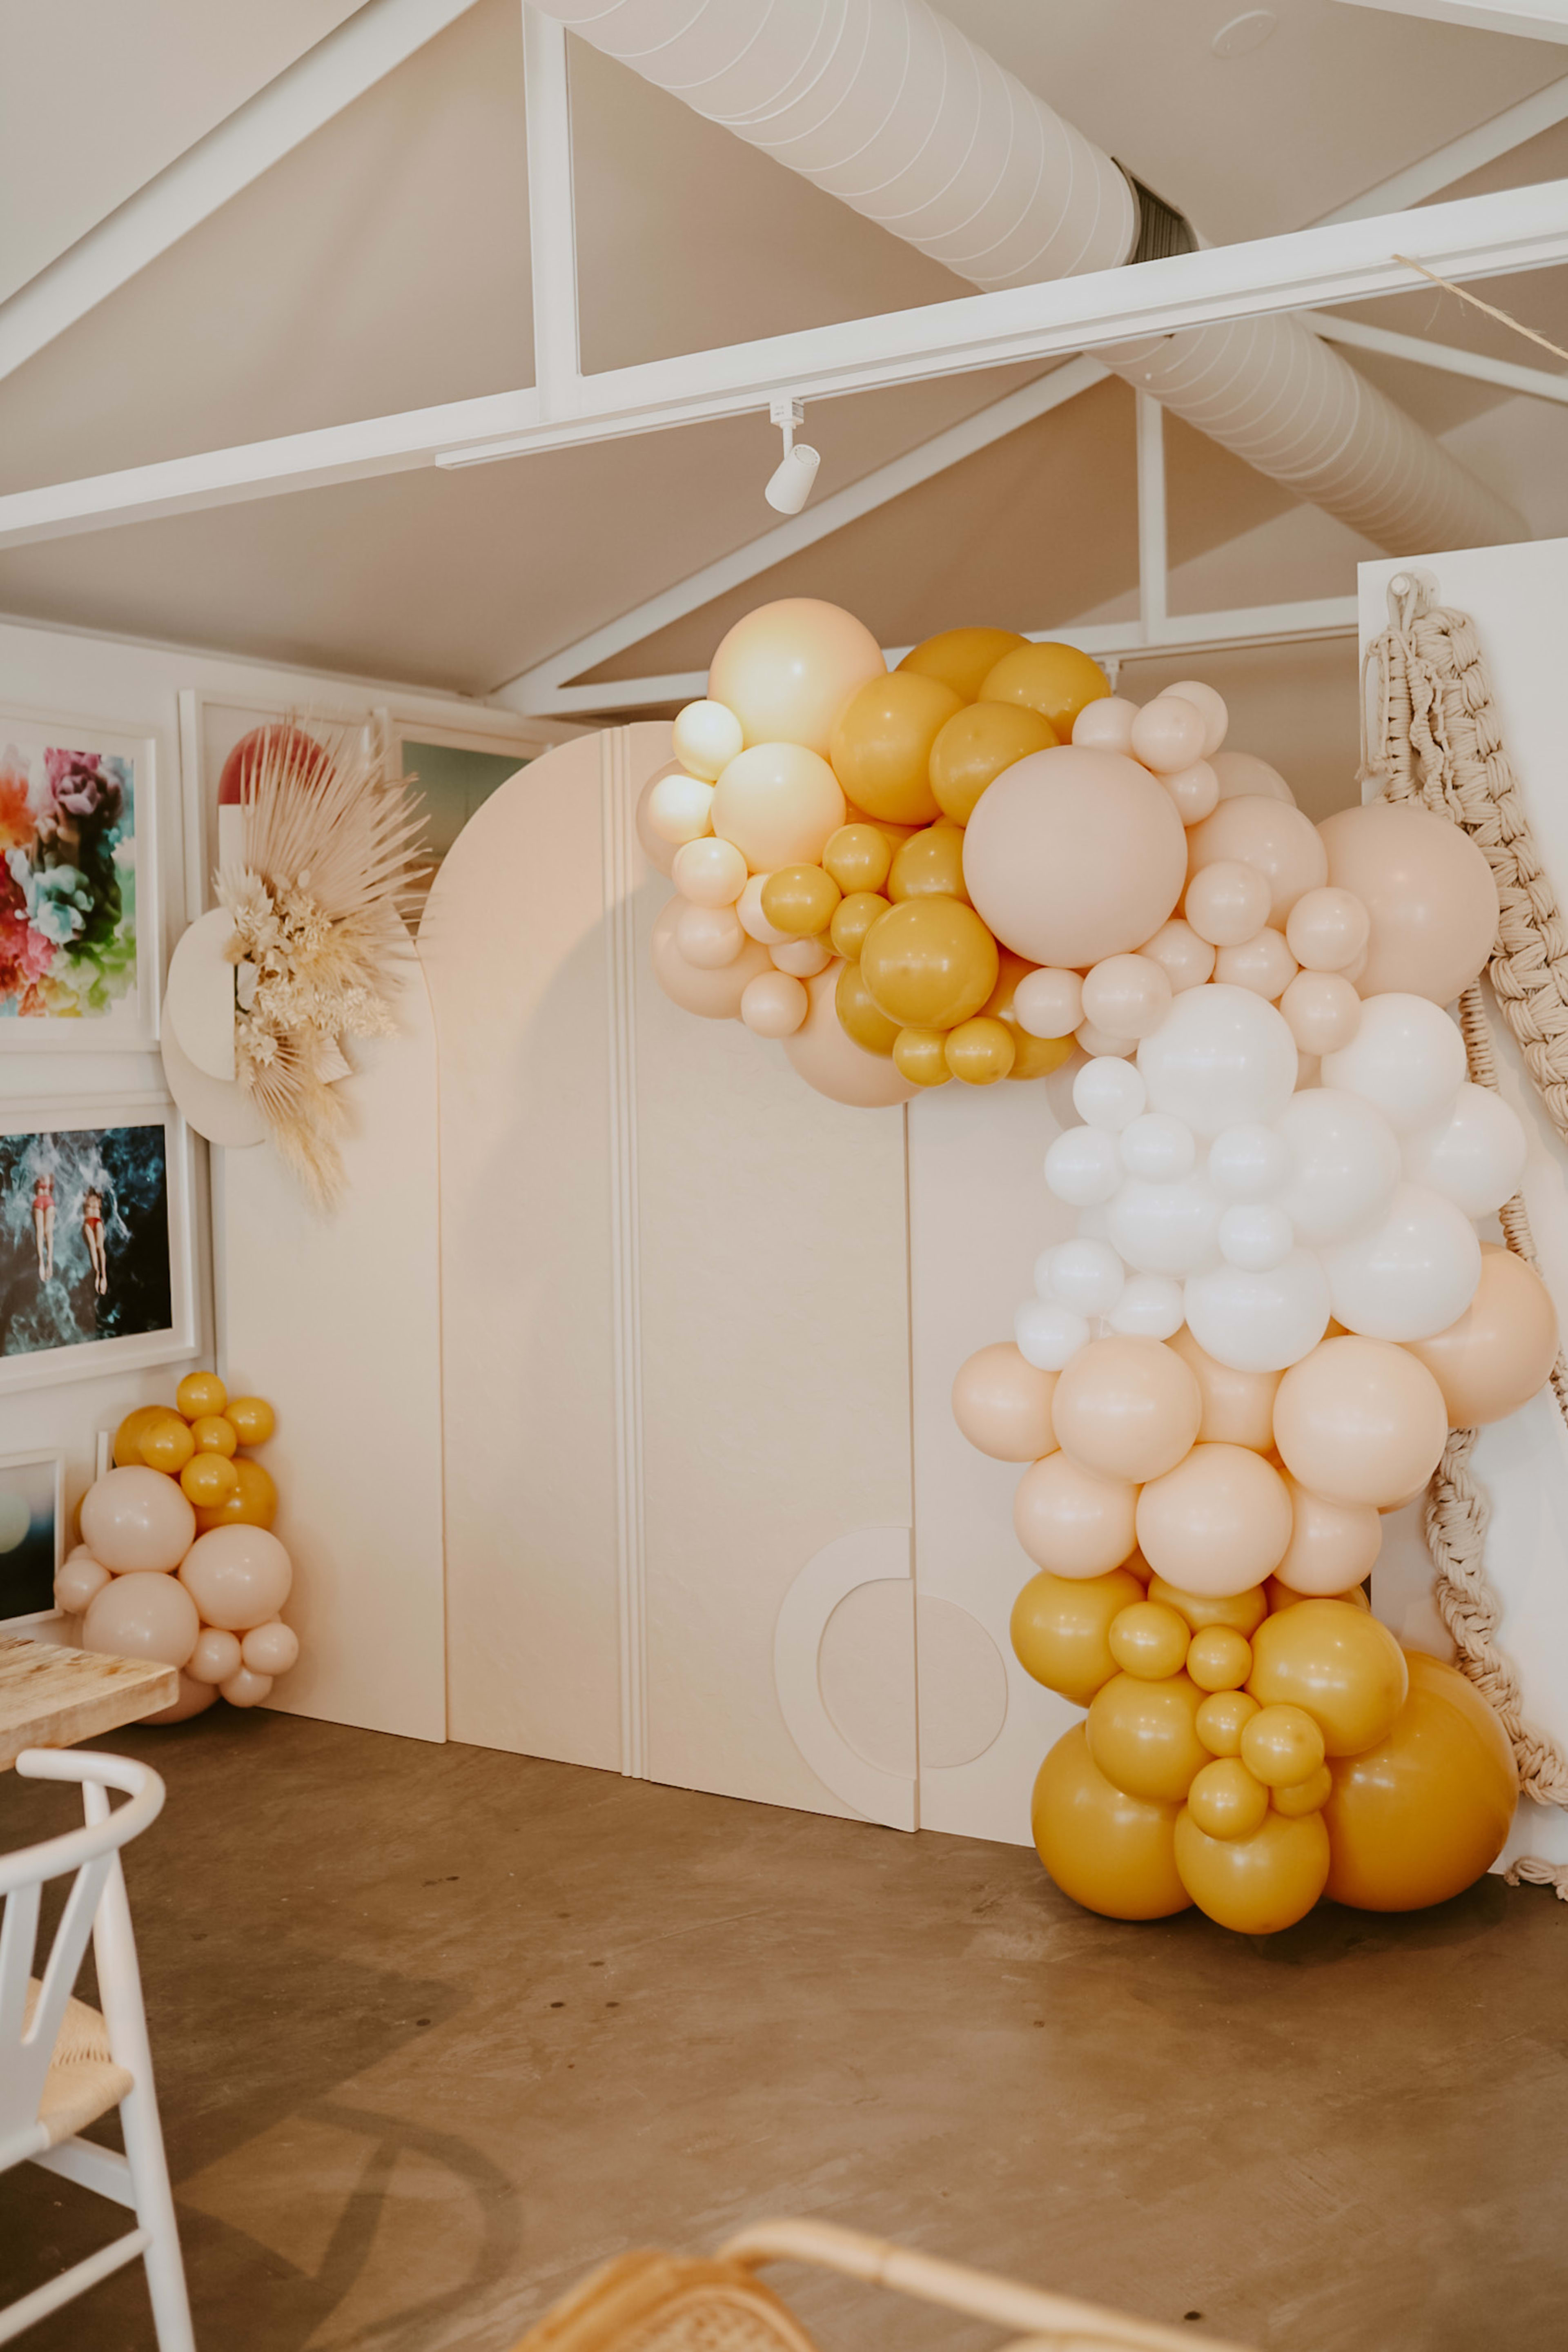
[1051,1336,1202,1484]
[1135,1443,1293,1596]
[1403,1243,1560,1428]
[1319,800,1499,1004]
[710,742,846,871]
[650,894,772,1019]
[80,1467,197,1575]
[1185,795,1328,929]
[1013,1452,1138,1578]
[1031,1725,1192,1919]
[1324,1652,1517,1909]
[1272,1335,1448,1508]
[708,599,886,755]
[1166,1327,1280,1451]
[178,1525,293,1632]
[781,963,918,1107]
[952,1342,1058,1462]
[963,747,1187,968]
[83,1570,200,1668]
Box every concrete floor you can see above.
[2,1709,1565,2352]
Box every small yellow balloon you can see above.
[114,1405,170,1470]
[822,823,893,896]
[928,700,1059,825]
[1323,1652,1518,1910]
[1187,1625,1254,1693]
[1186,1757,1270,1842]
[829,672,962,825]
[830,891,891,962]
[944,1016,1016,1085]
[1247,1598,1408,1757]
[860,896,999,1030]
[980,949,1074,1082]
[1272,1763,1333,1818]
[1174,1806,1331,1933]
[898,626,1027,703]
[180,1452,240,1507]
[979,641,1112,734]
[761,863,841,938]
[225,1396,276,1447]
[1086,1671,1208,1804]
[194,1457,277,1532]
[1011,1566,1147,1705]
[1107,1601,1190,1682]
[892,1027,952,1088]
[1147,1577,1267,1637]
[190,1414,238,1459]
[1031,1725,1192,1921]
[176,1370,227,1421]
[887,823,970,903]
[834,958,901,1056]
[1195,1689,1261,1757]
[1241,1702,1327,1789]
[138,1414,195,1475]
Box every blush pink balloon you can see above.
[634,772,679,879]
[219,1666,274,1709]
[83,1570,200,1668]
[242,1620,301,1676]
[1215,929,1298,1001]
[1280,970,1362,1055]
[1185,861,1271,949]
[650,893,771,1018]
[952,1342,1059,1462]
[1051,1336,1203,1484]
[1130,695,1208,775]
[1135,1443,1294,1596]
[1139,920,1215,994]
[1285,885,1370,973]
[188,1626,243,1685]
[143,1672,220,1726]
[178,1525,293,1632]
[1080,954,1173,1040]
[1071,696,1138,753]
[1273,1474,1383,1596]
[963,748,1187,969]
[79,1468,196,1575]
[1319,800,1499,1005]
[1212,752,1294,805]
[1272,1336,1448,1508]
[55,1555,111,1615]
[1014,968,1083,1038]
[739,969,809,1038]
[1164,680,1229,759]
[782,963,918,1107]
[674,900,745,970]
[1187,796,1329,927]
[1013,1452,1139,1578]
[1160,762,1220,825]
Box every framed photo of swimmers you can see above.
[0,1096,196,1393]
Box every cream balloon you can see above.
[1319,1182,1482,1342]
[671,835,748,908]
[739,970,809,1038]
[1402,1082,1527,1218]
[1107,1174,1223,1278]
[650,894,771,1017]
[1275,1088,1402,1245]
[646,773,715,846]
[1106,1274,1185,1340]
[1186,796,1328,928]
[83,1571,200,1669]
[178,1525,293,1631]
[1321,996,1467,1135]
[1015,1298,1092,1371]
[962,748,1187,969]
[952,1343,1058,1462]
[1118,1114,1196,1183]
[708,598,886,755]
[79,1467,196,1575]
[1182,1252,1331,1374]
[671,699,744,780]
[1138,984,1298,1138]
[674,900,745,969]
[1319,800,1499,1004]
[781,963,918,1107]
[710,742,846,872]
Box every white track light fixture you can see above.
[764,396,821,516]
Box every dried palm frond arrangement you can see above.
[215,721,427,1205]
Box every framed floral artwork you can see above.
[0,707,159,1048]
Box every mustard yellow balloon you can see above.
[1264,1574,1369,1615]
[1147,1577,1267,1638]
[138,1414,195,1475]
[1187,1624,1253,1693]
[180,1451,240,1507]
[860,896,999,1030]
[1323,1651,1518,1910]
[892,1027,952,1088]
[1186,1757,1270,1842]
[822,823,893,896]
[982,949,1075,1081]
[978,641,1112,735]
[1107,1601,1191,1682]
[898,626,1027,703]
[114,1405,171,1470]
[760,863,841,938]
[887,823,969,903]
[177,1370,227,1422]
[1086,1671,1208,1804]
[1272,1763,1333,1817]
[829,673,962,825]
[830,891,891,962]
[833,958,901,1057]
[194,1457,278,1533]
[1175,1806,1331,1933]
[1248,1598,1408,1757]
[929,701,1059,825]
[1010,1566,1146,1705]
[1240,1702,1326,1789]
[190,1413,238,1459]
[225,1396,276,1448]
[1031,1725,1192,1921]
[1196,1689,1261,1757]
[944,1016,1015,1085]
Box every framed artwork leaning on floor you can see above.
[0,1449,64,1625]
[0,1096,196,1392]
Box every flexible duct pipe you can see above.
[543,0,1523,551]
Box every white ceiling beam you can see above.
[0,0,479,386]
[1308,307,1568,398]
[1134,395,1168,642]
[522,6,581,411]
[2,178,1567,552]
[1336,0,1568,38]
[1318,72,1568,220]
[494,356,1108,707]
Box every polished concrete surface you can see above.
[2,1706,1565,2352]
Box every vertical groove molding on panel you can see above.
[601,728,648,1780]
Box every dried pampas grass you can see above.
[216,720,427,1205]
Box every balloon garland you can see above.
[653,594,1561,1933]
[53,1372,297,1724]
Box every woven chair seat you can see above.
[513,2251,823,2352]
[24,1977,134,2147]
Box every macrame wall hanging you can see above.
[1362,575,1568,1898]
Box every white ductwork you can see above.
[543,0,1523,551]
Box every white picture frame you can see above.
[0,1448,65,1628]
[0,704,160,1050]
[0,1094,197,1393]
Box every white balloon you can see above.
[1137,984,1298,1138]
[1015,1297,1091,1371]
[1403,1082,1528,1218]
[1275,1088,1403,1245]
[1320,1181,1483,1341]
[1184,1251,1332,1373]
[1107,1273,1186,1339]
[1207,1123,1292,1202]
[1074,1056,1147,1131]
[647,773,715,846]
[1107,1174,1223,1277]
[1119,1113,1197,1183]
[1219,1202,1294,1271]
[1040,1238,1127,1316]
[671,699,744,782]
[1044,1126,1123,1207]
[1320,993,1467,1135]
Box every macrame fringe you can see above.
[1361,574,1568,1900]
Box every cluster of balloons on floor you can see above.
[54,1372,298,1723]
